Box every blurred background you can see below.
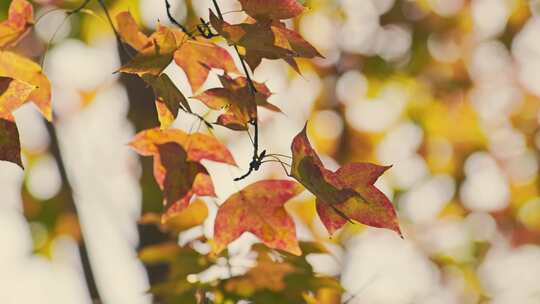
[2,0,540,303]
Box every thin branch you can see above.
[67,0,92,15]
[164,0,192,37]
[210,0,262,181]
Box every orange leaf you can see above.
[193,73,280,130]
[0,51,52,121]
[213,180,303,255]
[155,99,175,129]
[129,128,236,165]
[119,25,177,76]
[116,11,151,52]
[291,125,401,236]
[0,76,35,117]
[0,0,33,48]
[118,18,238,92]
[238,0,305,20]
[0,115,22,168]
[174,37,239,92]
[209,11,321,71]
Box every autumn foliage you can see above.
[0,0,402,302]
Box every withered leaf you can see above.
[0,115,22,168]
[142,73,190,128]
[238,0,305,20]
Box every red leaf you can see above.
[142,73,190,128]
[290,125,401,236]
[214,180,303,255]
[238,0,305,20]
[129,128,236,165]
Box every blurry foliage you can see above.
[3,0,540,303]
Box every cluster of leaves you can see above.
[0,0,52,168]
[115,0,401,254]
[0,0,402,302]
[114,1,403,301]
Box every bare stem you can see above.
[67,0,92,15]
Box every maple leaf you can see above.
[0,76,36,116]
[0,0,33,48]
[117,11,238,92]
[142,73,190,128]
[156,142,213,213]
[238,0,305,20]
[116,11,151,52]
[290,125,401,236]
[0,114,22,168]
[130,128,236,216]
[172,33,239,93]
[0,51,52,121]
[0,76,34,168]
[213,180,303,256]
[119,24,178,76]
[209,11,322,72]
[193,73,280,130]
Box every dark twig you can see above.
[209,0,263,181]
[164,0,192,37]
[67,0,92,15]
